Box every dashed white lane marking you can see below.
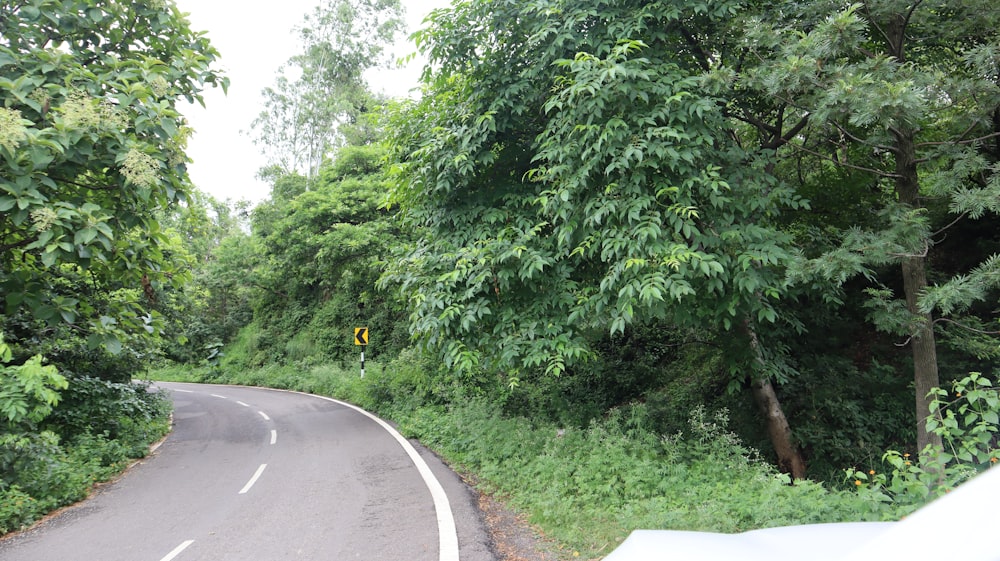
[239,464,267,494]
[210,394,227,399]
[173,389,194,393]
[160,540,194,561]
[270,430,277,445]
[236,401,250,407]
[160,383,457,560]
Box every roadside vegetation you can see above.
[1,336,171,534]
[3,0,1000,554]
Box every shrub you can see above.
[847,373,1000,516]
[43,375,169,441]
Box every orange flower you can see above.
[991,457,998,464]
[903,453,911,458]
[854,480,862,486]
[869,470,876,475]
[905,461,911,466]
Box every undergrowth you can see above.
[399,402,887,557]
[0,382,171,535]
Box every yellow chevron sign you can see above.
[354,327,368,346]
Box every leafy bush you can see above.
[43,375,169,442]
[1,336,171,536]
[0,335,67,429]
[847,373,1000,516]
[0,485,41,535]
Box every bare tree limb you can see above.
[933,317,1000,336]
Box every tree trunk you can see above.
[751,377,808,479]
[892,125,944,459]
[901,256,943,458]
[743,320,807,479]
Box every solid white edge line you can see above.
[155,382,460,561]
[270,429,277,445]
[239,464,267,494]
[236,400,250,407]
[258,411,271,421]
[160,540,194,561]
[305,393,460,561]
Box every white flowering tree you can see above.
[0,0,226,357]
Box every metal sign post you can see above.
[354,327,368,377]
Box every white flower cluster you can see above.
[60,90,127,131]
[29,207,59,232]
[149,75,170,98]
[121,148,159,187]
[0,107,27,152]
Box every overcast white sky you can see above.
[172,0,450,204]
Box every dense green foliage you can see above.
[0,335,170,534]
[0,0,222,534]
[376,0,1000,477]
[1,0,226,360]
[6,0,1000,549]
[200,144,411,371]
[173,0,1000,485]
[386,0,803,383]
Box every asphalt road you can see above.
[0,382,496,561]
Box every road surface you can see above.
[0,382,495,561]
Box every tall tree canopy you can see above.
[385,0,809,474]
[0,0,226,358]
[386,0,1000,474]
[709,0,1000,457]
[249,0,403,181]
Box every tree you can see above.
[155,190,254,362]
[190,142,411,370]
[385,0,810,476]
[249,0,403,182]
[719,1,1000,458]
[0,0,227,358]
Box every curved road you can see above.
[0,382,495,561]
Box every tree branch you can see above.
[782,139,901,178]
[903,0,926,33]
[933,317,1000,336]
[888,241,929,259]
[732,106,781,137]
[0,236,37,255]
[831,121,897,154]
[917,131,1000,148]
[932,211,968,238]
[776,114,810,149]
[861,0,893,51]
